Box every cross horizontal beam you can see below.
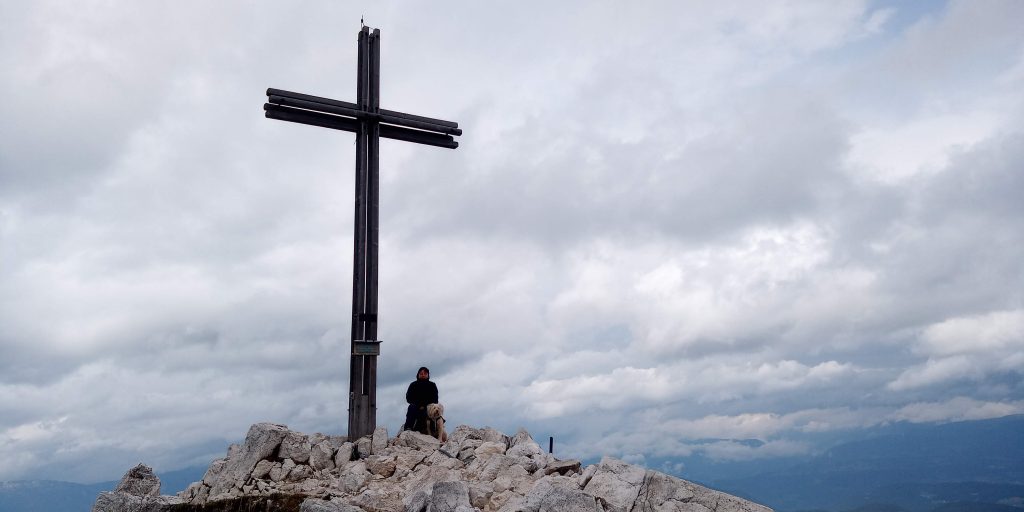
[264,103,459,149]
[268,88,462,135]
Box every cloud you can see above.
[1,0,1023,483]
[888,309,1024,391]
[920,310,1024,357]
[890,397,1024,423]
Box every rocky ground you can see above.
[92,422,773,512]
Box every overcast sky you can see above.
[1,0,1023,483]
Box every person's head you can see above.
[417,367,430,380]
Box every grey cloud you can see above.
[2,0,1023,484]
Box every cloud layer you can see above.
[1,0,1023,482]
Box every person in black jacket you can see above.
[403,367,439,434]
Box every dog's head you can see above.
[426,403,444,419]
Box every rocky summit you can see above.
[92,422,773,512]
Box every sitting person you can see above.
[403,366,438,435]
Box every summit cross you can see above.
[263,26,462,440]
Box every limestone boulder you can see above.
[300,498,364,512]
[367,454,398,477]
[395,429,441,451]
[287,463,314,482]
[91,492,183,512]
[539,486,601,512]
[583,456,648,511]
[481,427,510,447]
[252,460,274,480]
[578,464,597,488]
[677,476,773,512]
[113,463,161,497]
[474,440,507,458]
[334,442,355,467]
[356,436,373,459]
[404,489,429,512]
[209,422,290,496]
[544,458,582,476]
[202,458,227,487]
[371,425,389,453]
[270,459,295,483]
[352,486,405,512]
[429,481,471,512]
[310,440,336,471]
[339,461,372,493]
[280,432,313,463]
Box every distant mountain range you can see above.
[2,415,1021,512]
[676,414,1024,512]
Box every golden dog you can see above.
[426,403,447,442]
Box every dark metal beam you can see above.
[267,87,461,133]
[264,104,458,149]
[268,94,462,136]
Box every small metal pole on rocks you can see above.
[549,436,554,454]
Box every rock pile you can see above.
[93,422,773,512]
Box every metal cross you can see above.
[263,27,461,440]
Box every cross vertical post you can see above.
[348,27,380,440]
[263,26,461,440]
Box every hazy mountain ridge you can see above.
[705,415,1024,512]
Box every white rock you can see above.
[179,482,203,501]
[371,425,389,454]
[457,445,477,463]
[490,489,522,512]
[582,457,647,512]
[395,429,441,451]
[280,431,313,463]
[474,441,507,458]
[113,464,161,497]
[353,486,405,512]
[429,481,471,512]
[520,478,556,512]
[227,443,241,460]
[334,442,354,467]
[209,422,290,496]
[287,463,313,482]
[356,436,372,458]
[507,439,544,459]
[404,489,429,512]
[366,454,398,477]
[392,445,429,472]
[91,491,183,512]
[310,440,336,471]
[339,461,371,493]
[509,428,534,448]
[578,464,597,488]
[481,427,510,447]
[270,459,295,483]
[202,459,227,487]
[544,458,582,476]
[538,486,600,511]
[300,498,364,512]
[678,476,773,512]
[424,449,464,470]
[467,481,494,509]
[252,459,275,480]
[469,454,530,482]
